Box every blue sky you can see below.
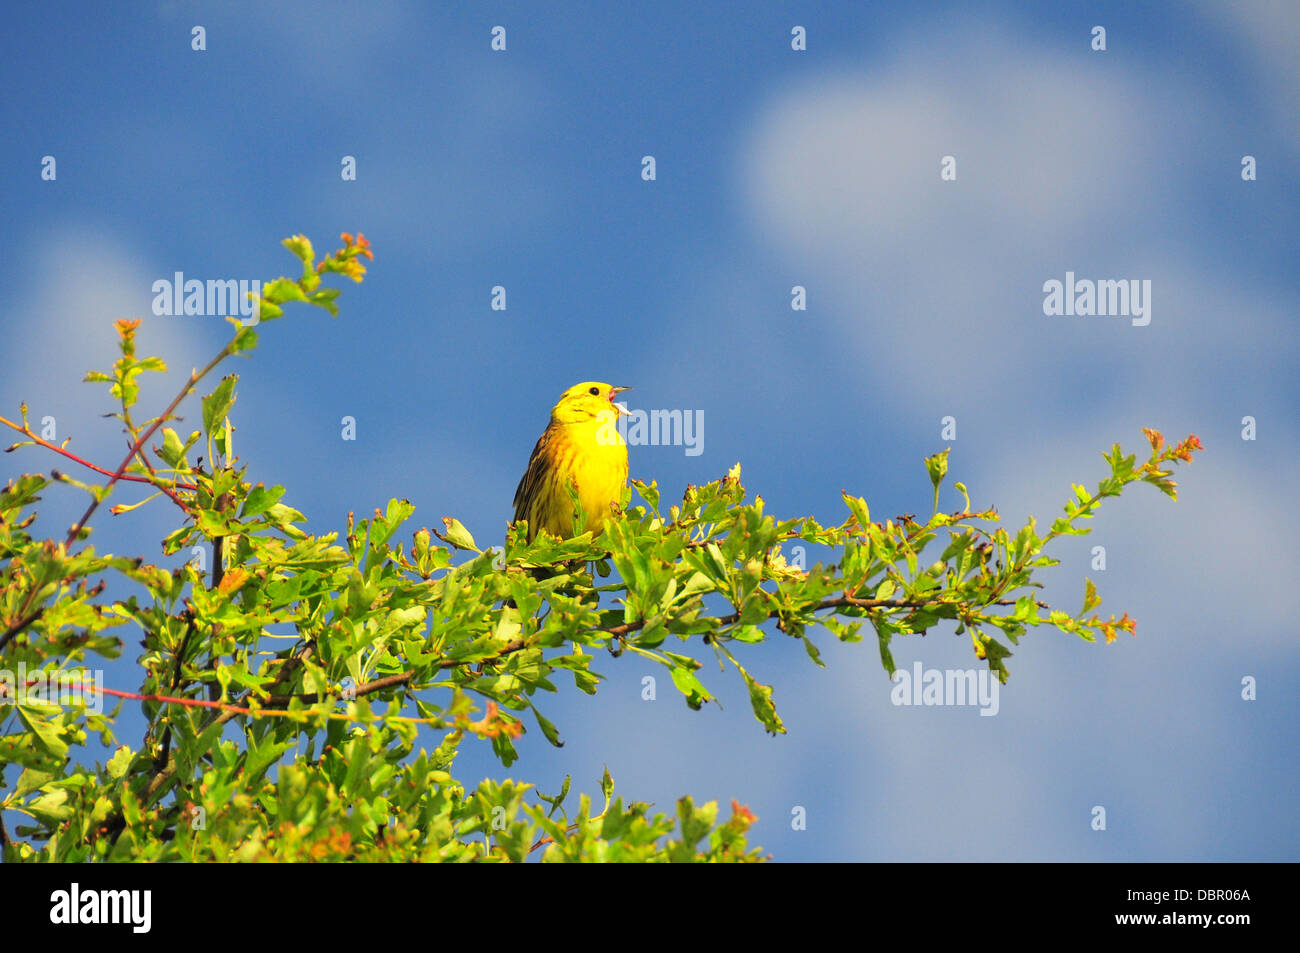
[3,1,1297,860]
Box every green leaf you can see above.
[842,492,871,529]
[530,705,563,747]
[241,483,285,519]
[876,627,895,676]
[261,277,310,306]
[538,775,572,818]
[307,288,341,316]
[283,234,315,266]
[925,448,950,491]
[231,325,259,353]
[27,788,74,823]
[800,633,824,667]
[439,517,478,552]
[15,767,55,797]
[158,428,187,467]
[255,299,283,321]
[634,479,660,512]
[725,656,785,736]
[1081,578,1101,614]
[107,745,133,779]
[669,665,714,710]
[201,375,238,435]
[17,706,69,758]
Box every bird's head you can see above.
[551,381,631,425]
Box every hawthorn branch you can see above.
[108,574,1052,835]
[257,639,532,706]
[0,607,44,653]
[598,593,1046,640]
[2,345,229,654]
[0,414,196,507]
[124,438,190,513]
[120,399,193,515]
[153,616,197,772]
[255,590,1047,706]
[64,344,232,550]
[528,825,580,856]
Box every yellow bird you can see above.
[513,382,631,541]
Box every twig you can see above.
[258,639,531,706]
[0,414,198,492]
[0,608,44,653]
[0,347,232,657]
[154,616,197,772]
[596,593,1043,641]
[64,345,230,550]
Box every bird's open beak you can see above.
[610,385,631,416]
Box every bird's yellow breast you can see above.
[533,416,627,538]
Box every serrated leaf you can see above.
[201,375,238,435]
[17,706,68,758]
[241,483,285,519]
[1081,578,1101,614]
[439,517,478,552]
[669,665,714,710]
[158,428,187,467]
[530,705,563,747]
[107,745,133,779]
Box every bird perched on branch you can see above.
[512,382,630,541]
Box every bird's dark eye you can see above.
[588,386,600,396]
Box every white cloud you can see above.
[734,25,1300,854]
[1194,0,1300,154]
[736,20,1290,407]
[2,226,211,463]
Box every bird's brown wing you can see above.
[512,427,555,529]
